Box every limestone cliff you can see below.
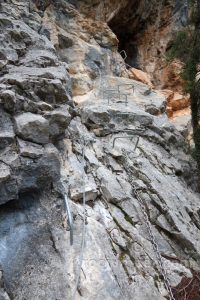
[0,1,199,300]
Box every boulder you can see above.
[0,90,16,113]
[128,68,154,88]
[14,112,49,144]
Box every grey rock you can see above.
[0,289,10,300]
[0,59,8,70]
[20,49,59,67]
[0,147,19,168]
[0,90,16,113]
[130,275,165,300]
[80,101,153,133]
[19,144,60,192]
[163,259,192,287]
[36,101,54,111]
[0,192,70,300]
[0,163,10,184]
[7,65,68,81]
[17,138,44,159]
[58,33,74,49]
[63,150,98,202]
[0,2,200,300]
[45,107,71,138]
[0,108,15,150]
[0,48,18,63]
[14,112,49,144]
[69,175,98,202]
[0,271,10,300]
[84,148,100,167]
[97,166,129,203]
[0,162,18,205]
[71,74,93,96]
[23,99,53,114]
[171,114,192,138]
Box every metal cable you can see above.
[64,194,73,246]
[121,149,175,300]
[72,141,87,300]
[60,179,74,246]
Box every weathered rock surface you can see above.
[17,138,44,159]
[0,271,10,300]
[0,1,199,300]
[0,107,15,150]
[14,112,49,144]
[0,162,18,205]
[45,106,71,138]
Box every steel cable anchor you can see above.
[61,180,74,246]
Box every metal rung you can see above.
[103,89,119,95]
[120,50,127,61]
[119,93,128,106]
[112,135,140,149]
[118,84,134,94]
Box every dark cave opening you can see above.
[113,31,140,69]
[108,23,139,69]
[107,1,146,70]
[107,0,172,74]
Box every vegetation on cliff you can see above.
[167,0,200,166]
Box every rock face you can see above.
[0,1,72,203]
[15,112,49,144]
[107,0,188,85]
[0,1,199,300]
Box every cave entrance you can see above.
[107,1,143,70]
[108,22,140,69]
[117,33,139,68]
